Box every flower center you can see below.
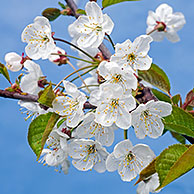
[112,74,122,83]
[127,53,136,62]
[125,151,135,165]
[155,21,167,31]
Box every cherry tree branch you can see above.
[64,0,112,59]
[0,89,38,102]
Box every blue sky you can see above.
[0,0,194,194]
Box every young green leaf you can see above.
[28,112,60,159]
[156,144,194,190]
[151,88,171,103]
[172,94,181,106]
[38,82,55,108]
[42,8,61,21]
[138,63,171,95]
[76,9,86,15]
[102,0,140,8]
[163,105,194,137]
[0,63,11,83]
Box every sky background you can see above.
[0,0,194,194]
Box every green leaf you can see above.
[172,94,181,106]
[0,63,10,82]
[102,0,140,8]
[164,105,194,137]
[135,158,157,185]
[156,144,194,190]
[38,83,55,108]
[151,88,171,103]
[28,112,60,159]
[76,9,86,15]
[42,8,61,21]
[170,131,186,144]
[58,2,66,9]
[138,63,171,94]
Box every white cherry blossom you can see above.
[21,16,56,60]
[20,60,43,95]
[131,100,172,139]
[76,112,117,146]
[146,3,186,42]
[89,87,136,129]
[111,35,153,72]
[40,128,70,174]
[137,173,161,194]
[52,81,87,128]
[106,139,155,182]
[98,60,137,93]
[4,52,23,72]
[68,1,114,48]
[48,46,67,65]
[69,139,108,172]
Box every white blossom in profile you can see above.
[52,81,87,128]
[20,60,43,95]
[48,46,67,65]
[4,52,23,72]
[40,128,70,174]
[137,173,161,194]
[76,112,117,146]
[111,35,152,72]
[146,3,186,42]
[89,86,136,129]
[131,100,172,139]
[68,1,114,48]
[69,139,108,172]
[98,60,137,93]
[21,16,56,60]
[106,139,155,182]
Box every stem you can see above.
[66,61,91,93]
[53,37,96,61]
[124,129,128,139]
[70,66,97,82]
[51,53,98,64]
[147,28,157,35]
[53,64,97,90]
[106,34,115,50]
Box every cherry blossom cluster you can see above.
[3,2,186,194]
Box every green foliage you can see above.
[0,63,10,83]
[137,144,194,190]
[76,9,86,15]
[163,105,194,137]
[135,158,157,185]
[102,0,140,8]
[28,112,60,159]
[170,131,186,144]
[38,83,55,108]
[42,8,61,21]
[172,94,181,106]
[151,88,171,103]
[138,63,171,94]
[58,2,66,9]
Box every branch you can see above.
[0,89,38,102]
[65,0,112,59]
